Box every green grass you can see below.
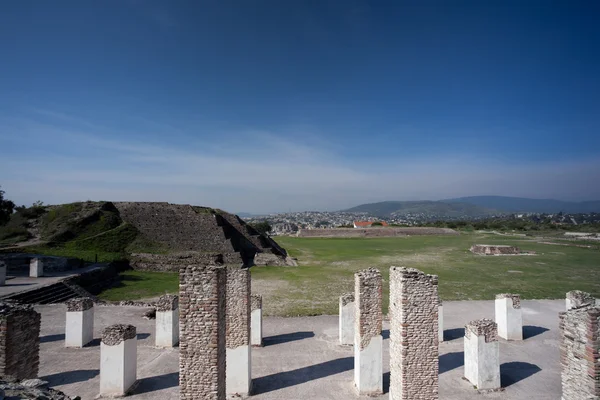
[97,270,179,302]
[11,245,125,263]
[250,233,600,316]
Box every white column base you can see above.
[495,298,523,340]
[439,305,444,342]
[65,308,94,347]
[226,345,251,395]
[464,334,500,390]
[354,335,383,394]
[251,309,263,346]
[339,301,355,345]
[100,338,137,397]
[0,265,6,286]
[30,259,43,277]
[155,309,179,348]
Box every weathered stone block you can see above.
[495,293,522,341]
[29,258,43,278]
[464,319,500,390]
[156,294,179,348]
[65,298,94,348]
[100,324,137,397]
[339,293,355,345]
[0,302,41,381]
[251,294,263,347]
[565,290,595,311]
[226,267,251,395]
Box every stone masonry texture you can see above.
[226,267,251,349]
[101,324,136,346]
[179,265,226,400]
[559,305,600,399]
[251,295,262,311]
[0,302,41,381]
[65,297,94,312]
[156,294,179,312]
[389,266,439,400]
[354,268,382,350]
[340,293,355,306]
[496,293,521,309]
[566,290,595,309]
[465,319,498,343]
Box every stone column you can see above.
[29,258,43,278]
[0,302,41,380]
[566,290,595,310]
[155,294,179,348]
[389,267,439,400]
[339,293,355,345]
[559,305,599,399]
[0,261,6,286]
[439,300,444,343]
[354,268,383,395]
[226,267,251,395]
[464,319,500,390]
[65,298,94,348]
[495,293,522,340]
[100,324,137,397]
[251,295,263,347]
[179,265,226,400]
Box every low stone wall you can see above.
[297,227,459,238]
[0,379,76,400]
[0,254,83,274]
[469,244,533,255]
[129,252,229,272]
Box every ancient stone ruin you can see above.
[389,267,439,400]
[354,268,383,395]
[179,265,226,400]
[565,290,595,310]
[251,294,263,347]
[225,267,251,395]
[100,324,137,397]
[495,293,523,340]
[0,302,41,381]
[470,244,533,255]
[339,293,355,346]
[559,305,600,399]
[464,318,500,390]
[65,297,94,348]
[155,294,179,348]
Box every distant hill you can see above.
[342,201,497,218]
[444,196,600,214]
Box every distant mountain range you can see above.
[343,196,600,217]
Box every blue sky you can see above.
[1,0,599,213]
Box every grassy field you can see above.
[95,231,600,316]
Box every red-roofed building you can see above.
[353,221,389,228]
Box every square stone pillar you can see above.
[339,293,355,345]
[389,267,439,400]
[464,319,500,390]
[226,267,251,395]
[559,305,600,399]
[251,295,263,347]
[29,258,43,278]
[495,293,522,340]
[100,324,137,397]
[354,268,383,395]
[439,301,444,343]
[0,261,6,286]
[65,298,94,348]
[565,290,595,311]
[0,302,41,380]
[179,265,226,400]
[155,294,179,348]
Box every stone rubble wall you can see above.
[496,293,521,309]
[355,268,382,350]
[179,265,226,400]
[226,267,251,349]
[251,295,262,311]
[65,298,94,312]
[101,324,136,346]
[566,290,595,309]
[470,245,523,255]
[0,379,76,400]
[156,294,178,312]
[0,302,41,381]
[129,252,230,272]
[340,293,355,306]
[389,267,439,400]
[465,319,498,343]
[559,305,600,400]
[297,227,459,238]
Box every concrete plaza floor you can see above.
[36,300,564,400]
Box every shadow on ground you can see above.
[263,331,314,346]
[444,328,465,341]
[439,351,464,374]
[42,369,99,385]
[253,357,353,394]
[134,372,179,394]
[40,333,65,343]
[501,362,542,387]
[382,329,389,340]
[523,325,549,339]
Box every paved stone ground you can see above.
[36,300,563,400]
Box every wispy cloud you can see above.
[1,111,599,213]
